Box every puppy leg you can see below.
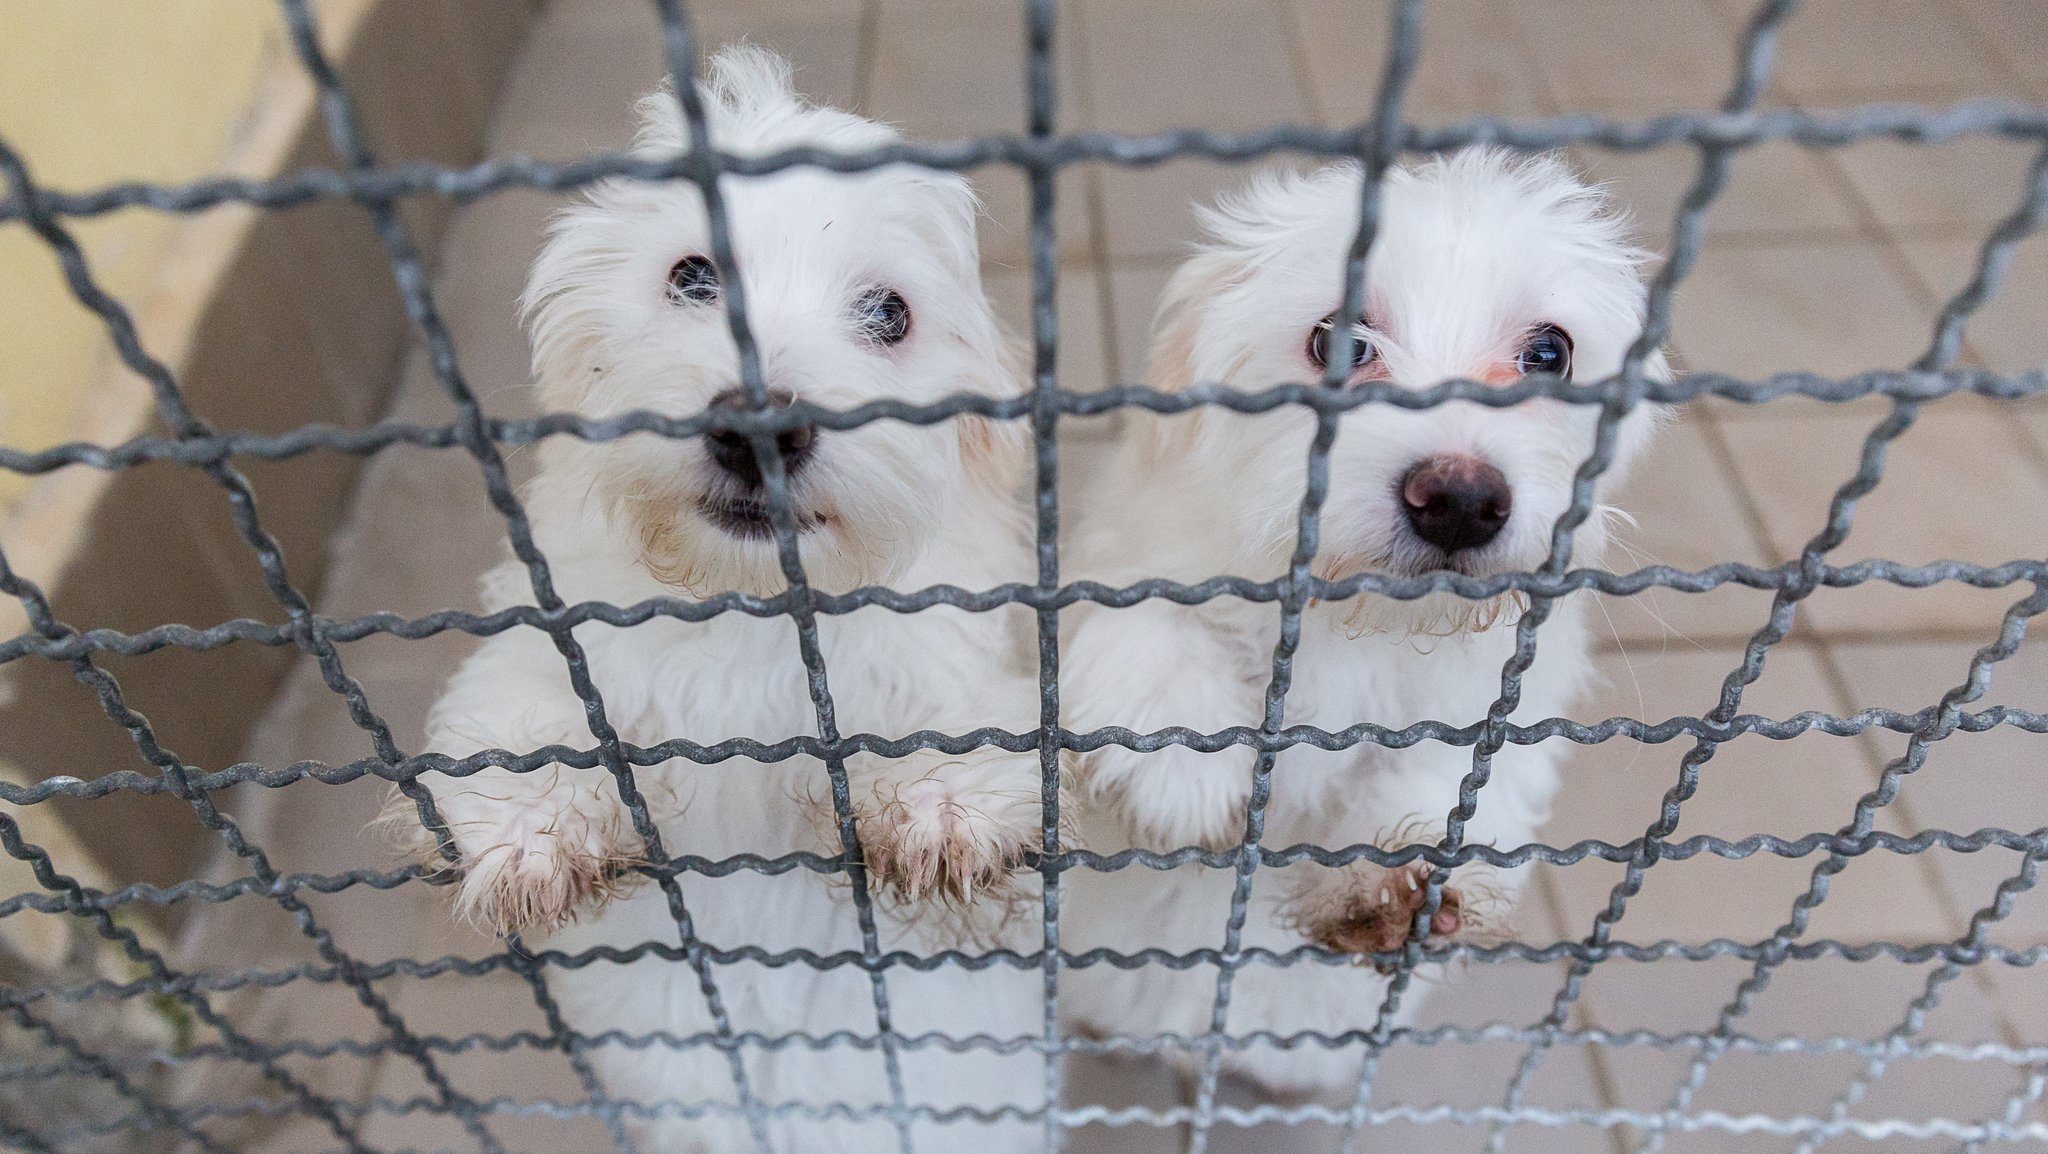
[839,746,1047,913]
[1281,742,1558,968]
[413,634,641,937]
[1064,603,1266,851]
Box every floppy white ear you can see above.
[1140,248,1243,460]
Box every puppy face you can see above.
[525,47,1019,595]
[1153,150,1664,633]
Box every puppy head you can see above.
[524,46,1021,596]
[1151,149,1664,635]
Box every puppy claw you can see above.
[855,774,1033,910]
[453,834,628,938]
[1284,860,1502,974]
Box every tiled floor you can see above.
[198,0,2048,1151]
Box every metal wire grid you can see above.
[0,0,2043,1149]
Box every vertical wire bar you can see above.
[0,136,490,1154]
[1473,3,1805,1143]
[1182,4,1424,1149]
[648,2,913,1148]
[273,2,750,1147]
[1023,0,1068,1149]
[1631,139,2048,1154]
[1793,825,2048,1152]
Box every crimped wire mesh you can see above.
[0,0,2045,1152]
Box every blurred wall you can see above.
[0,1,543,898]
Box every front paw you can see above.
[399,777,637,937]
[844,750,1047,911]
[1282,858,1506,973]
[1085,748,1254,854]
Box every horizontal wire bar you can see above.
[4,556,2041,671]
[15,1018,2048,1088]
[40,1087,2048,1143]
[12,929,2048,1011]
[0,368,2038,480]
[5,825,2044,918]
[6,699,2038,805]
[2,99,2043,223]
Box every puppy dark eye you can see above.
[1307,315,1374,375]
[855,287,912,346]
[1516,324,1573,380]
[666,255,720,304]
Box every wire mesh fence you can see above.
[0,0,2045,1151]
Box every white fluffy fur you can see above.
[1059,150,1665,1094]
[419,48,1043,1152]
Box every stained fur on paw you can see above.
[1279,827,1508,973]
[805,755,1069,938]
[374,777,641,938]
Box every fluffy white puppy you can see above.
[417,48,1044,1152]
[1061,150,1663,1094]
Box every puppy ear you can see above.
[956,329,1032,497]
[1141,248,1242,460]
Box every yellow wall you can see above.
[0,4,282,504]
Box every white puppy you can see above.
[1060,150,1663,1094]
[417,48,1044,1152]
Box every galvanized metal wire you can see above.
[0,0,2043,1150]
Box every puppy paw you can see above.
[1085,748,1254,854]
[400,775,637,937]
[842,750,1048,912]
[1282,859,1505,973]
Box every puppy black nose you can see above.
[704,387,817,486]
[1401,456,1512,554]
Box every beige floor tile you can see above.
[1095,159,1279,262]
[1356,966,1612,1154]
[360,969,605,1151]
[1570,142,1864,252]
[1543,643,1954,949]
[1713,403,2048,637]
[1954,0,2048,100]
[1290,0,1557,124]
[1080,0,1311,133]
[2025,408,2048,462]
[1894,235,2048,378]
[974,166,1101,267]
[1591,407,1784,648]
[1734,0,2016,102]
[1104,260,1174,386]
[1830,135,2043,237]
[1512,0,1743,117]
[984,262,1114,393]
[1827,636,2048,949]
[868,1,1084,137]
[1664,240,1940,382]
[1581,954,2014,1147]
